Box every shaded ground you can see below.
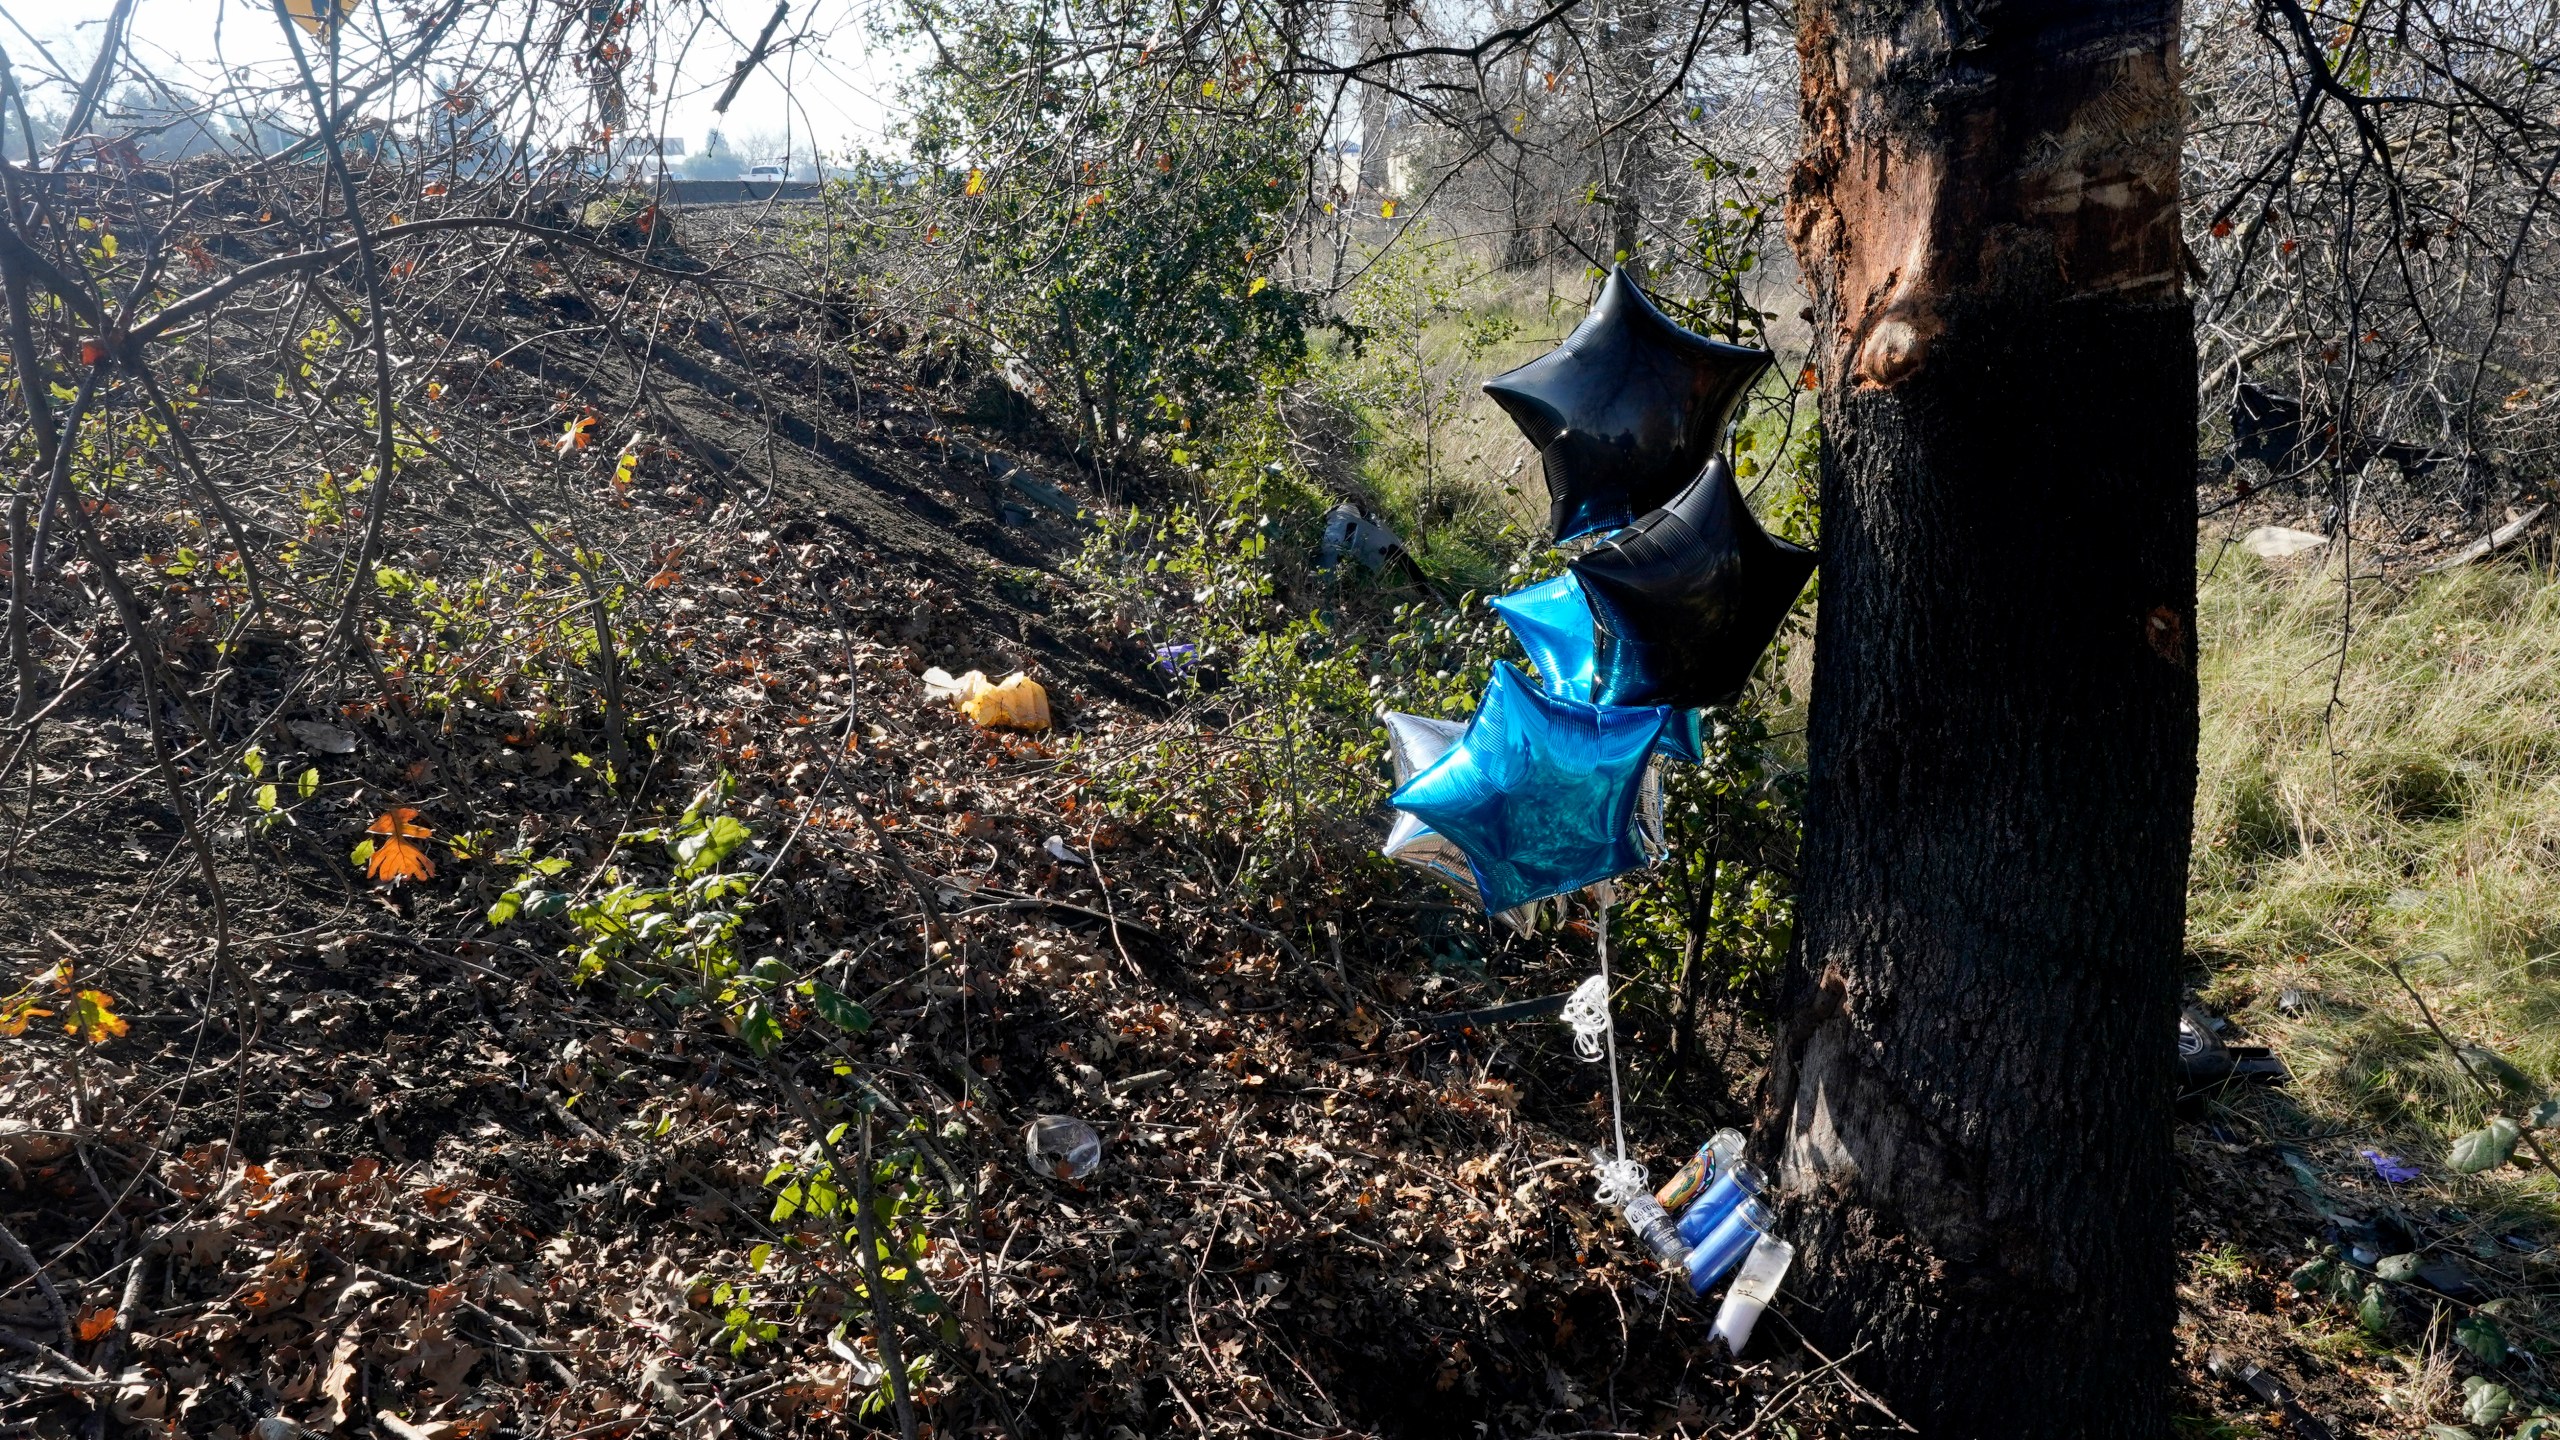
[0,206,1890,1439]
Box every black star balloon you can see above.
[1483,265,1774,542]
[1569,456,1816,710]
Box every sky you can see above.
[1,0,919,159]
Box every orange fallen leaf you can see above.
[66,989,127,1044]
[75,1307,116,1342]
[366,807,438,883]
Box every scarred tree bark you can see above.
[1763,0,2196,1433]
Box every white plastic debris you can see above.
[1319,502,1407,573]
[2240,525,2329,560]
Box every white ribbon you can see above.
[1591,1153,1651,1209]
[1561,972,1613,1063]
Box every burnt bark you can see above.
[1763,0,2196,1433]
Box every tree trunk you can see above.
[1762,0,2196,1432]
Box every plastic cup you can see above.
[1677,1161,1764,1247]
[1025,1114,1101,1180]
[1711,1234,1795,1354]
[1685,1195,1773,1294]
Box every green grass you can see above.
[2194,548,2560,1210]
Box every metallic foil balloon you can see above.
[1381,712,1540,931]
[1571,456,1816,710]
[1382,807,1478,892]
[1391,665,1669,914]
[1385,711,1466,785]
[1381,712,1479,890]
[1383,812,1541,933]
[1482,265,1774,542]
[1490,573,1598,701]
[1490,575,1707,763]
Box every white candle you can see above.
[1711,1235,1795,1356]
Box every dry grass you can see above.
[2193,546,2560,1212]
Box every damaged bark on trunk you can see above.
[1763,0,2197,1432]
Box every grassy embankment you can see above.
[2195,549,2560,1212]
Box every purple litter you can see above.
[2360,1149,2420,1184]
[1153,644,1198,675]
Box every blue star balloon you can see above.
[1379,709,1664,923]
[1490,574,1598,701]
[1482,265,1774,542]
[1391,665,1669,913]
[1572,455,1817,710]
[1490,573,1708,762]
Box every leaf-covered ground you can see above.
[0,206,1894,1440]
[0,202,2550,1440]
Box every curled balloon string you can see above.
[1556,897,1636,1179]
[1597,900,1631,1168]
[1562,972,1613,1063]
[1591,1153,1650,1209]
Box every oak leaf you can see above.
[365,808,438,883]
[66,990,127,1044]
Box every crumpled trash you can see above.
[923,667,1052,730]
[1319,502,1407,573]
[2179,1007,2290,1093]
[1025,1114,1101,1180]
[1152,643,1198,677]
[2360,1148,2420,1184]
[2206,1351,2336,1440]
[287,720,359,754]
[1043,835,1088,866]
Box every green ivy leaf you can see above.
[297,766,320,800]
[675,814,753,877]
[2449,1117,2522,1173]
[806,982,873,1034]
[736,999,784,1057]
[2357,1284,2390,1335]
[2463,1376,2514,1429]
[487,891,523,926]
[2455,1312,2508,1366]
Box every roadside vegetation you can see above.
[0,0,2554,1434]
